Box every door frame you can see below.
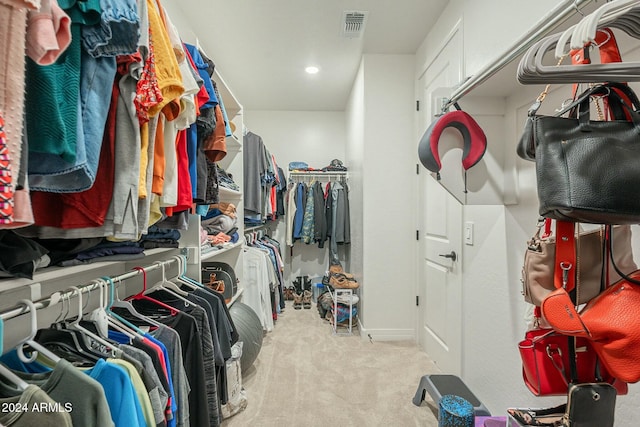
[415,20,465,374]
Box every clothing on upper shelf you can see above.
[1,0,248,237]
[0,0,40,229]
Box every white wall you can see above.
[357,54,417,339]
[461,0,574,78]
[345,64,365,320]
[243,110,347,283]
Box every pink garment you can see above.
[26,0,72,65]
[0,0,35,228]
[0,113,13,224]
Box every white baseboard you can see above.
[357,322,416,342]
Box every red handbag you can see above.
[520,221,627,396]
[518,327,626,396]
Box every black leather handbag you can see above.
[521,83,640,224]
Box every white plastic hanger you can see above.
[0,363,28,391]
[173,255,203,290]
[144,261,193,309]
[519,31,640,83]
[109,282,165,329]
[572,0,640,48]
[15,299,61,364]
[554,0,640,58]
[65,286,121,358]
[101,277,146,338]
[0,316,26,389]
[146,261,190,297]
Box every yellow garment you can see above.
[107,358,156,427]
[138,121,149,199]
[145,0,183,118]
[148,194,162,226]
[151,115,165,196]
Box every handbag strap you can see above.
[554,220,576,293]
[569,28,634,121]
[554,220,580,385]
[607,225,640,286]
[542,218,552,239]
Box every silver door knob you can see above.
[438,251,457,262]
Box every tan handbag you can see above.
[521,220,636,306]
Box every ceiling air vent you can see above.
[341,11,368,38]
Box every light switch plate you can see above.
[464,222,474,245]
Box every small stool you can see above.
[413,374,491,417]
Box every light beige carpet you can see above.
[221,301,441,427]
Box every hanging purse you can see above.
[520,81,640,224]
[517,28,632,161]
[541,271,640,383]
[562,383,616,427]
[518,327,621,396]
[521,219,636,305]
[520,223,627,395]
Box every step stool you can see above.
[413,374,491,417]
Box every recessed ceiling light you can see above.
[305,66,320,74]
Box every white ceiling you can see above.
[175,0,449,111]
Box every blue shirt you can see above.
[86,359,146,427]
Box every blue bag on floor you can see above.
[439,394,474,427]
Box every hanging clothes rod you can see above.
[289,171,348,179]
[245,223,273,233]
[0,258,180,322]
[443,0,594,110]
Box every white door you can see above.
[417,25,464,376]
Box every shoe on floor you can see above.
[293,292,303,309]
[302,290,312,309]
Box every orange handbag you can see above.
[541,223,640,383]
[542,273,640,383]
